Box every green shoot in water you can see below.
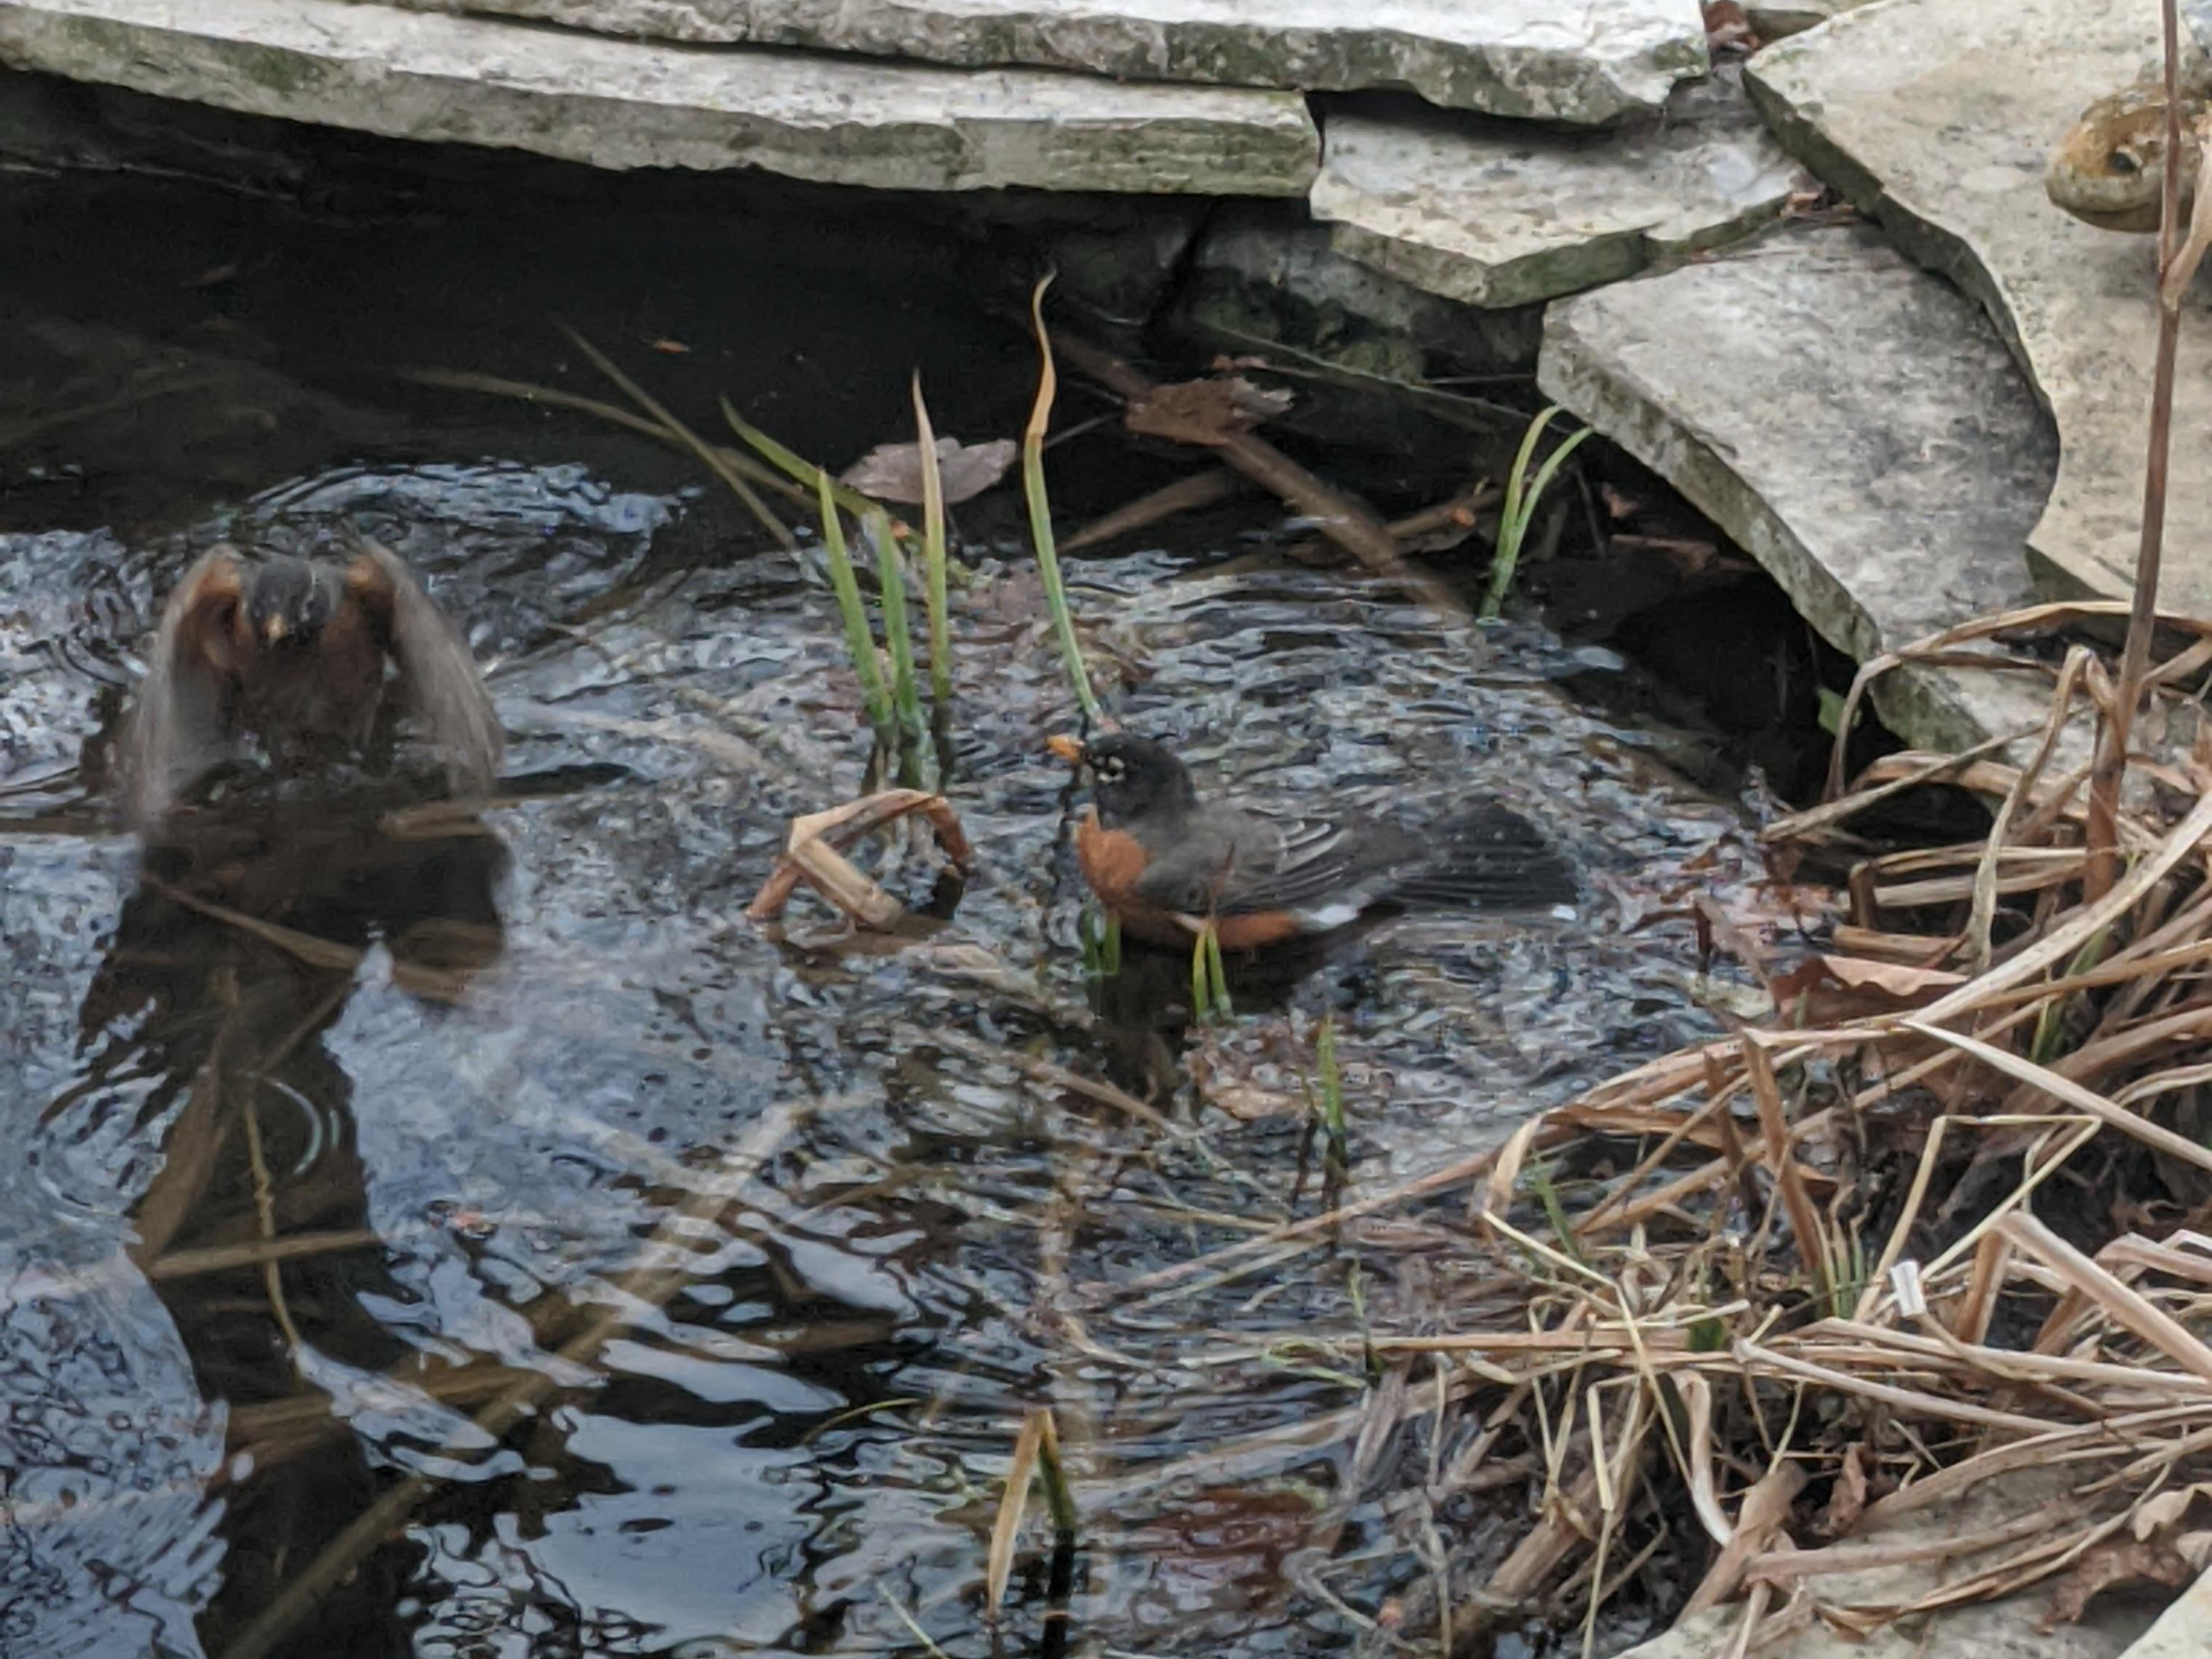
[1080,908,1123,979]
[1317,1012,1349,1178]
[1023,274,1103,723]
[1480,406,1593,621]
[1032,1408,1078,1537]
[1189,922,1232,1024]
[2033,927,2112,1063]
[814,473,895,750]
[721,397,881,519]
[863,509,926,779]
[1525,1156,1588,1269]
[910,373,953,716]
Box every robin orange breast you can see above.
[1049,731,1574,950]
[118,539,503,833]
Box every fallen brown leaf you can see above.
[1819,955,1969,998]
[1703,0,1758,52]
[841,436,1017,505]
[2040,1536,2192,1628]
[1816,1444,1871,1539]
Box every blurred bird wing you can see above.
[343,540,503,794]
[118,546,247,831]
[1392,802,1577,912]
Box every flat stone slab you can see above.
[1746,0,2212,612]
[1177,207,1544,380]
[1540,224,2057,754]
[1310,70,1801,310]
[385,0,1711,125]
[1617,1470,2157,1659]
[0,0,1319,194]
[2123,1566,2212,1659]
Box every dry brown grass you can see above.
[1133,600,2212,1651]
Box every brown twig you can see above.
[2085,0,2188,898]
[1046,329,1470,618]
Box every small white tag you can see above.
[1889,1259,1926,1319]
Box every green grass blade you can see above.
[562,326,793,549]
[1205,925,1231,1021]
[910,372,953,715]
[863,509,926,776]
[815,474,895,744]
[1526,1156,1588,1268]
[1317,1013,1344,1142]
[1022,275,1103,723]
[721,396,882,520]
[1480,414,1591,621]
[1499,405,1556,548]
[1191,926,1210,1022]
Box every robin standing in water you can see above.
[1050,731,1574,950]
[117,539,502,833]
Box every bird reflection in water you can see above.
[74,791,510,1658]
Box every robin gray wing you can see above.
[1132,809,1418,925]
[342,540,503,796]
[117,547,248,834]
[1134,803,1572,925]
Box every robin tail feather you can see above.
[1388,802,1576,914]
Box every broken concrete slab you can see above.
[1615,1470,2159,1659]
[1164,205,1542,460]
[0,0,1319,195]
[1539,224,2057,756]
[1310,70,1802,310]
[2122,1566,2212,1659]
[1175,206,1544,383]
[1745,0,2212,613]
[385,0,1711,125]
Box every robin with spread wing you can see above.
[118,539,502,833]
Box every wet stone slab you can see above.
[1171,206,1544,385]
[1309,69,1802,310]
[1539,224,2058,754]
[0,0,1319,193]
[1744,0,2212,612]
[385,0,1711,124]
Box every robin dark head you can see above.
[1051,729,1574,951]
[1072,732,1199,830]
[243,557,340,651]
[119,540,503,834]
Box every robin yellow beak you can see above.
[262,615,289,645]
[1046,733,1086,765]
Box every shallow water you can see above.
[1,168,1773,1659]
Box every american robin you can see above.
[1049,731,1574,949]
[117,539,503,833]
